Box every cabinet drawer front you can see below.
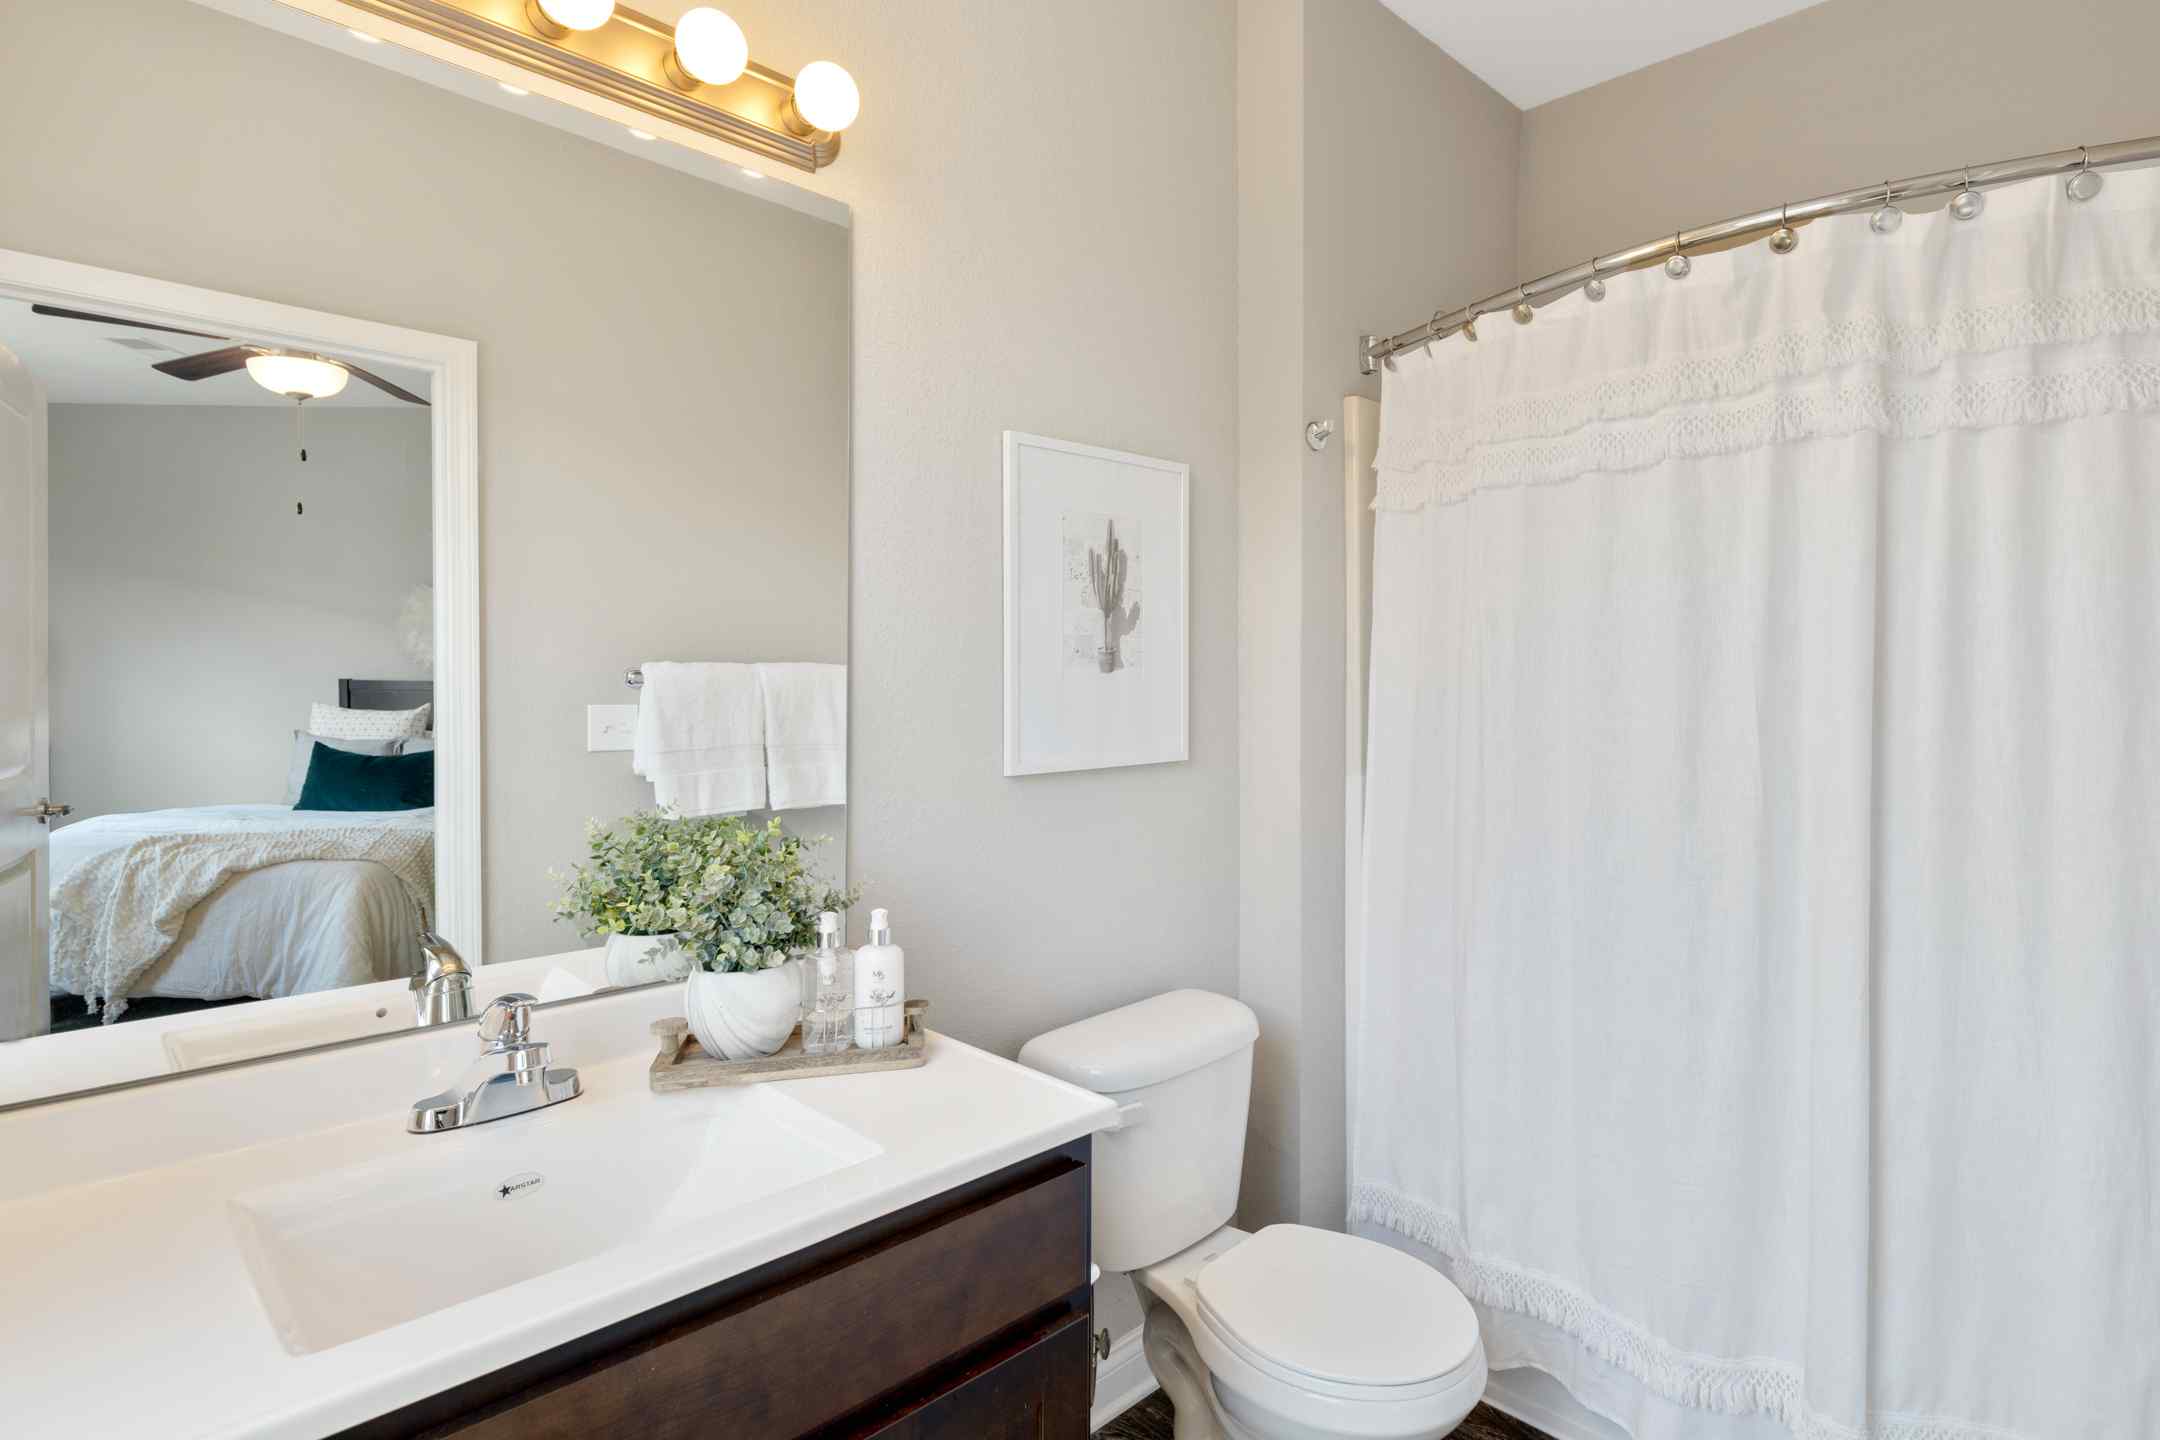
[449,1156,1088,1439]
[841,1308,1092,1440]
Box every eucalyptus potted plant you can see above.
[554,810,853,1059]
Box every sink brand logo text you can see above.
[496,1171,546,1200]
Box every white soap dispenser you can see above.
[852,908,906,1049]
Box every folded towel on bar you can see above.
[756,662,846,811]
[632,661,766,816]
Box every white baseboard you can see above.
[1090,1326,1159,1432]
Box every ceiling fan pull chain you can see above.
[296,395,308,464]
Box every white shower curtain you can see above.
[1350,166,2159,1440]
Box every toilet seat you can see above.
[1138,1224,1487,1439]
[1192,1225,1482,1402]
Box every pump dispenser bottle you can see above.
[802,911,853,1055]
[852,908,906,1049]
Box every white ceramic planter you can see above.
[604,932,687,988]
[685,962,803,1060]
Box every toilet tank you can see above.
[1018,990,1259,1273]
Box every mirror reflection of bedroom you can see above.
[1,296,438,1039]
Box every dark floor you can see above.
[47,992,254,1034]
[1096,1390,1550,1439]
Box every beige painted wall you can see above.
[1517,0,2160,277]
[1,0,850,966]
[693,0,1244,1060]
[47,405,429,823]
[1236,0,1519,1232]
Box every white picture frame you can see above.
[1003,431,1189,776]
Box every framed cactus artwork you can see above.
[1003,431,1189,776]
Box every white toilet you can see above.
[1019,990,1486,1440]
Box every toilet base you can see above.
[1137,1286,1484,1440]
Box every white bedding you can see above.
[50,805,432,1006]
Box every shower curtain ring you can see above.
[1512,284,1534,325]
[2067,146,2105,201]
[1584,257,1607,303]
[1769,203,1798,254]
[1951,165,1986,221]
[1870,179,1905,235]
[1664,232,1691,279]
[1460,304,1480,342]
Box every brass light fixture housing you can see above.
[335,0,854,172]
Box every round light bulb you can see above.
[792,60,860,133]
[246,354,350,401]
[673,8,747,85]
[535,0,614,31]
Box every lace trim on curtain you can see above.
[1373,357,2160,512]
[1350,1183,2041,1440]
[1375,287,2160,479]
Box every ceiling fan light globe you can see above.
[246,354,350,400]
[673,8,748,85]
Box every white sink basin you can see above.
[229,1080,880,1355]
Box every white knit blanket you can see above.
[50,820,434,1021]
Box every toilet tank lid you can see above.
[1018,990,1258,1094]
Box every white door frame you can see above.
[0,247,483,960]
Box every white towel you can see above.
[756,663,846,810]
[632,662,766,815]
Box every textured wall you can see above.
[1517,0,2160,277]
[46,405,429,822]
[695,0,1245,1059]
[1237,0,1520,1232]
[0,0,851,965]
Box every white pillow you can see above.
[309,701,431,740]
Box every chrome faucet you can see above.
[410,900,474,1027]
[409,994,583,1134]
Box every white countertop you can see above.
[0,983,1115,1439]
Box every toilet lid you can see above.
[1194,1225,1479,1390]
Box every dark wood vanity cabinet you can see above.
[341,1138,1095,1440]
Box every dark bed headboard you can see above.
[340,678,435,713]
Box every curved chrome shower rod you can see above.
[1358,134,2160,374]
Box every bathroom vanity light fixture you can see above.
[333,0,859,172]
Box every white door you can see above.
[0,338,50,1041]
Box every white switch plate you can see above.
[586,704,639,753]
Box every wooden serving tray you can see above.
[650,999,929,1090]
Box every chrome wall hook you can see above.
[1306,418,1335,452]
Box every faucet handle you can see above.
[479,993,538,1047]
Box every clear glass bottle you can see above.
[800,910,854,1056]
